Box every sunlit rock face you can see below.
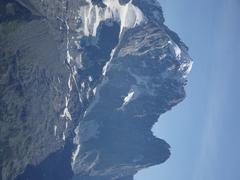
[0,0,192,180]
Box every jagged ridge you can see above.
[0,1,192,180]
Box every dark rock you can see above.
[0,0,192,180]
[91,0,106,8]
[118,0,131,5]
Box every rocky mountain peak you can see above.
[0,0,192,180]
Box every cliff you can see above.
[0,0,192,180]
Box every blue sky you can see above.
[135,0,240,180]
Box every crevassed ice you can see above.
[81,0,145,37]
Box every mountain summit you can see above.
[0,0,192,180]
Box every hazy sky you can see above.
[135,0,240,180]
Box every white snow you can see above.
[74,40,81,49]
[185,60,193,74]
[159,53,167,60]
[88,76,93,82]
[93,87,97,95]
[103,0,144,35]
[62,107,72,121]
[65,21,70,31]
[168,40,182,60]
[60,96,72,121]
[83,111,87,118]
[118,89,136,110]
[66,50,72,63]
[92,6,100,35]
[167,40,193,75]
[66,29,72,63]
[78,0,145,76]
[174,45,182,59]
[72,73,83,103]
[75,54,83,69]
[86,87,92,99]
[65,20,74,66]
[68,75,73,91]
[81,82,85,89]
[168,64,176,71]
[83,2,90,36]
[123,90,135,106]
[72,125,81,167]
[54,125,57,136]
[62,132,66,141]
[180,60,193,76]
[66,121,68,129]
[65,96,69,106]
[72,144,80,165]
[102,48,116,76]
[81,0,144,37]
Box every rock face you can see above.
[0,0,192,180]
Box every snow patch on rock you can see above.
[80,0,145,37]
[72,144,81,166]
[123,90,135,106]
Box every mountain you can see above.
[0,0,192,180]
